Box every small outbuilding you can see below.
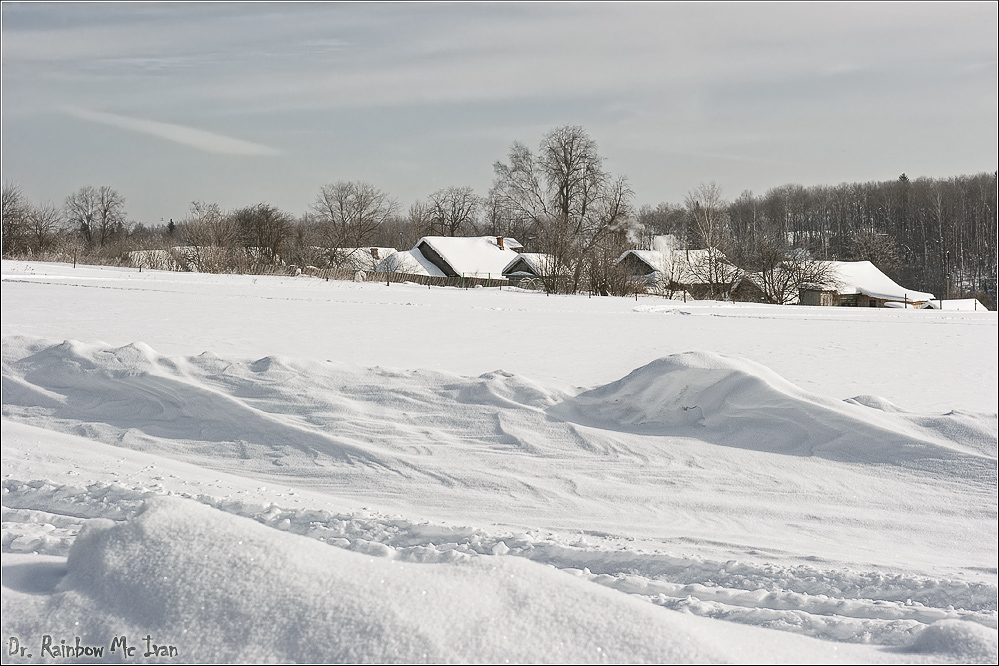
[919,298,987,311]
[501,253,559,288]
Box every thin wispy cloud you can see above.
[2,3,991,223]
[64,107,280,156]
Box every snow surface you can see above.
[2,260,997,664]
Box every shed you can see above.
[919,298,987,311]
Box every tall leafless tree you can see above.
[2,182,30,257]
[311,181,398,268]
[490,125,635,293]
[25,203,62,255]
[64,185,127,249]
[180,201,240,273]
[685,182,735,299]
[744,231,838,305]
[427,186,480,236]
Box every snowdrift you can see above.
[6,496,992,664]
[553,351,992,465]
[3,329,996,661]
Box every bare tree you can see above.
[746,232,838,304]
[180,201,240,273]
[490,125,635,293]
[25,203,62,255]
[406,199,435,239]
[685,183,735,299]
[370,212,421,250]
[2,181,30,257]
[231,203,291,265]
[426,186,480,236]
[848,228,902,273]
[636,202,685,250]
[64,185,127,249]
[587,225,636,296]
[478,189,534,243]
[311,181,398,268]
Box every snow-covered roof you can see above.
[823,261,934,302]
[919,298,986,311]
[376,249,446,277]
[502,253,555,276]
[417,236,522,279]
[618,250,660,273]
[618,248,723,284]
[335,248,399,271]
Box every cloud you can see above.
[64,107,280,156]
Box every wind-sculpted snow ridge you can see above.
[4,496,995,664]
[4,337,991,476]
[1,335,567,472]
[553,351,996,468]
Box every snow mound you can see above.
[455,369,565,410]
[554,351,987,464]
[905,620,999,662]
[845,395,909,413]
[23,496,926,664]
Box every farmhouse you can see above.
[409,236,523,280]
[618,247,751,299]
[618,248,718,282]
[799,261,935,307]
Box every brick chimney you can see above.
[370,248,379,260]
[497,237,504,250]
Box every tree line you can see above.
[2,125,995,307]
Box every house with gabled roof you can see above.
[410,236,523,281]
[501,252,561,288]
[618,247,749,299]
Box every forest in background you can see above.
[2,126,995,308]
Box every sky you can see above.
[2,2,996,227]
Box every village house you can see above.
[378,236,523,282]
[799,261,935,307]
[414,236,522,279]
[501,253,559,288]
[617,242,762,300]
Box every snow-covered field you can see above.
[2,260,997,664]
